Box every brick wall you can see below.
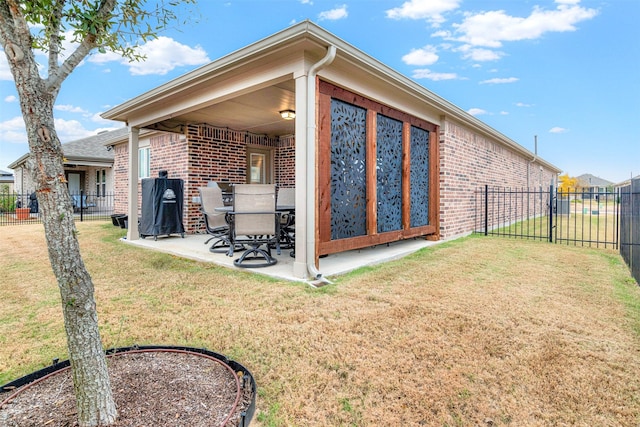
[112,143,128,214]
[112,126,296,234]
[276,135,295,186]
[438,120,557,239]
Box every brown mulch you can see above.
[0,351,254,427]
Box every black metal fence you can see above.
[0,190,115,226]
[619,179,640,284]
[475,185,619,249]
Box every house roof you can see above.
[8,128,121,169]
[102,20,560,174]
[614,174,640,188]
[63,128,125,159]
[0,169,13,183]
[576,173,614,187]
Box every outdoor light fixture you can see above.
[279,109,296,120]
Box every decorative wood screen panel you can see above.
[376,114,403,233]
[317,80,440,259]
[330,99,367,240]
[410,126,430,227]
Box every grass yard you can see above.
[490,212,619,248]
[1,222,639,426]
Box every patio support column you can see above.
[126,126,140,240]
[293,73,309,278]
[295,45,336,281]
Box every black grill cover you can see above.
[140,177,185,239]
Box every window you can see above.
[139,147,150,179]
[246,147,272,184]
[96,169,106,196]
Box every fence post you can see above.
[548,185,554,243]
[616,187,620,250]
[484,185,489,236]
[79,190,84,222]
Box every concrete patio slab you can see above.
[122,234,442,284]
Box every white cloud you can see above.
[0,116,28,145]
[0,116,121,146]
[480,77,519,84]
[0,50,12,81]
[4,95,16,103]
[452,3,598,48]
[319,5,348,21]
[460,47,503,62]
[412,68,458,81]
[550,126,568,133]
[50,119,96,141]
[90,111,124,126]
[402,46,439,66]
[89,36,210,76]
[386,0,460,26]
[468,108,487,116]
[499,111,509,115]
[516,102,533,107]
[55,104,89,114]
[89,50,122,65]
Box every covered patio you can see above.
[103,21,445,281]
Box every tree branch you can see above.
[47,0,67,80]
[45,0,119,94]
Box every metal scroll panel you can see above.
[376,114,403,233]
[330,99,367,240]
[410,126,430,227]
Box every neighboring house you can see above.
[0,170,14,193]
[614,175,640,190]
[576,173,614,199]
[8,128,121,200]
[102,21,561,280]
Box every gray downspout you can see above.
[306,45,337,281]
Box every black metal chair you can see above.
[276,187,295,250]
[227,184,280,268]
[199,185,231,253]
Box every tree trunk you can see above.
[10,44,117,427]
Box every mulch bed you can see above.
[0,351,254,426]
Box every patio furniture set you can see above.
[199,183,295,268]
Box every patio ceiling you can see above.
[151,80,297,137]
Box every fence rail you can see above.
[0,190,115,226]
[475,185,619,249]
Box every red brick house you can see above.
[102,21,560,280]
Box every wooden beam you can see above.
[429,126,441,240]
[402,122,411,230]
[366,110,377,236]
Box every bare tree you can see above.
[0,1,194,425]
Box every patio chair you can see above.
[72,194,96,212]
[199,185,232,253]
[228,184,280,268]
[276,187,295,250]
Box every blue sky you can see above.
[1,0,638,183]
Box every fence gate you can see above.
[475,185,619,249]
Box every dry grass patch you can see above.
[1,223,639,426]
